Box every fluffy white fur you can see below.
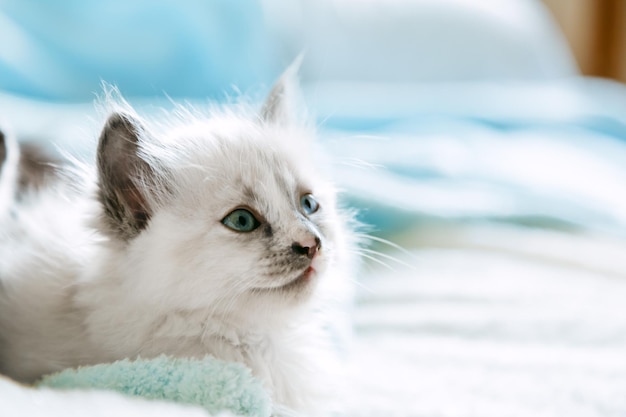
[0,71,352,416]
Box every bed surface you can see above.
[347,228,626,417]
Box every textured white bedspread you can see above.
[344,226,626,417]
[1,225,625,417]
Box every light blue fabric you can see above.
[310,79,626,237]
[0,0,280,101]
[37,355,272,417]
[2,2,626,238]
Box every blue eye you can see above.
[222,209,260,232]
[300,194,320,215]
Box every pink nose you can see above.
[291,236,321,259]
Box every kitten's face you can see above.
[145,122,339,315]
[96,80,344,325]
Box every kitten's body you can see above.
[0,75,351,415]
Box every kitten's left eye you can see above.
[222,209,260,232]
[300,194,320,215]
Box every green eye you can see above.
[300,194,320,215]
[222,209,260,232]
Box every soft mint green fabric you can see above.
[37,355,272,417]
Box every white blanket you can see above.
[344,225,626,417]
[2,225,625,416]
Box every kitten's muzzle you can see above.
[291,236,321,259]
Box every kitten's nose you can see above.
[291,236,321,259]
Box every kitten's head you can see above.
[95,69,346,326]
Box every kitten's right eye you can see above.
[222,209,260,232]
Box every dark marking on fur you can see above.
[242,186,256,204]
[0,130,6,168]
[16,143,60,197]
[97,113,154,240]
[263,224,273,238]
[272,165,293,203]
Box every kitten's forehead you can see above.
[166,119,317,216]
[224,137,311,213]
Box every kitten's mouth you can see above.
[256,266,316,293]
[277,266,316,291]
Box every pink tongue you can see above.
[303,266,315,278]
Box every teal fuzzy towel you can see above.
[37,355,272,417]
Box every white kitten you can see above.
[0,70,353,415]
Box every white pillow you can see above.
[264,0,578,82]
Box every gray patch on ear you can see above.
[16,143,60,197]
[0,130,6,168]
[261,55,303,124]
[97,112,153,240]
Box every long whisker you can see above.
[354,233,416,258]
[354,251,394,270]
[201,275,252,339]
[344,275,375,294]
[220,277,250,317]
[358,247,415,270]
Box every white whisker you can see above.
[355,251,394,270]
[344,275,376,294]
[358,247,415,270]
[355,233,417,258]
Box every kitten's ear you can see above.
[97,112,153,240]
[0,129,6,168]
[261,55,304,125]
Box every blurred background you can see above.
[543,0,626,82]
[3,0,626,239]
[1,1,626,415]
[2,0,626,95]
